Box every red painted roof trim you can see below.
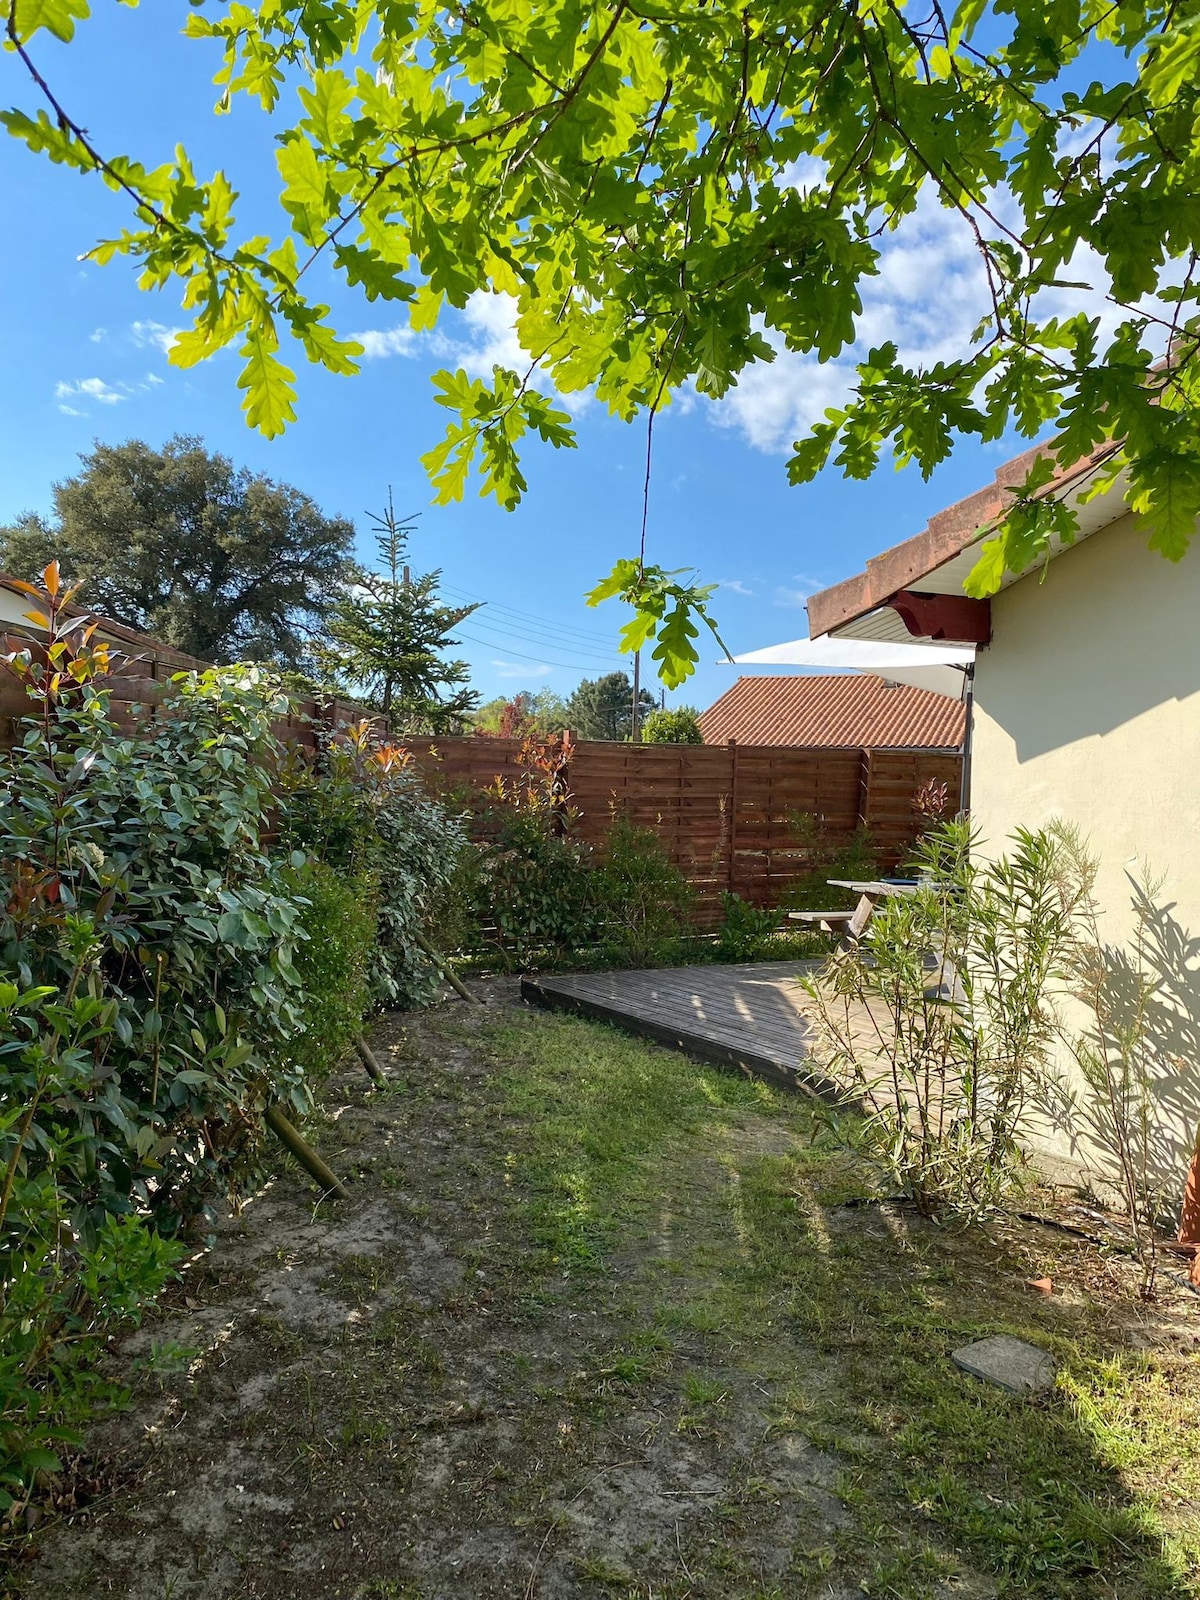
[891,590,992,645]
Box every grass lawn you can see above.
[489,1007,1200,1599]
[12,984,1199,1600]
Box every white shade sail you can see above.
[728,635,974,699]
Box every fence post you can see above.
[726,739,739,894]
[857,747,872,833]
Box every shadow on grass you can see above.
[725,1151,1198,1600]
[489,1006,1198,1600]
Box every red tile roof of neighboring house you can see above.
[699,674,965,750]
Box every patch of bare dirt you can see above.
[5,982,848,1600]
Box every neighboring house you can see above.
[699,673,966,750]
[0,568,209,670]
[0,569,220,752]
[805,440,1200,1201]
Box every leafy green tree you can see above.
[567,672,655,742]
[0,436,353,666]
[323,500,480,732]
[474,689,569,739]
[473,696,513,736]
[642,706,703,745]
[11,3,1200,673]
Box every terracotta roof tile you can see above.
[698,674,965,749]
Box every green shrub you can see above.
[1,623,308,1238]
[284,861,377,1082]
[0,973,185,1514]
[806,818,1085,1219]
[0,568,469,1515]
[0,575,300,1509]
[715,892,782,960]
[592,816,696,967]
[449,738,600,970]
[641,706,702,744]
[0,1132,182,1514]
[469,809,599,970]
[279,726,468,1007]
[369,760,471,1008]
[426,833,484,959]
[458,755,698,971]
[782,816,878,914]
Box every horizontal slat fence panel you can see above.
[0,633,961,929]
[862,749,964,865]
[406,736,963,927]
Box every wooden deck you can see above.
[521,959,838,1097]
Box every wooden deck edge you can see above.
[519,974,844,1105]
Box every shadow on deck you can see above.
[521,960,839,1099]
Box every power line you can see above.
[442,583,620,652]
[456,629,623,674]
[452,615,622,666]
[451,605,619,657]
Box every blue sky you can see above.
[0,7,1095,713]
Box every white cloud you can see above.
[709,180,1175,458]
[455,293,527,377]
[56,377,125,406]
[773,573,828,607]
[492,659,553,680]
[712,195,987,454]
[350,293,590,415]
[454,294,598,417]
[351,324,420,360]
[778,157,827,196]
[131,319,183,354]
[716,354,850,455]
[89,327,107,344]
[719,579,755,596]
[350,297,519,371]
[54,372,167,414]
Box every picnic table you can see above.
[789,878,962,999]
[787,877,920,944]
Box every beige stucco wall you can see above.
[971,508,1200,1200]
[0,586,37,630]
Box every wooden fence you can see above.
[0,624,369,754]
[409,736,963,926]
[0,625,961,927]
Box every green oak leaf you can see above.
[9,0,90,43]
[237,328,297,437]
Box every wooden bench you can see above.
[788,897,877,944]
[788,910,856,930]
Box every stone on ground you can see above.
[951,1334,1056,1394]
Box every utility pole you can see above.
[631,649,642,742]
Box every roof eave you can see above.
[0,569,212,671]
[807,441,1123,640]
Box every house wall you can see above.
[0,586,35,629]
[971,508,1200,1199]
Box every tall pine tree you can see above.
[324,499,481,734]
[566,672,655,742]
